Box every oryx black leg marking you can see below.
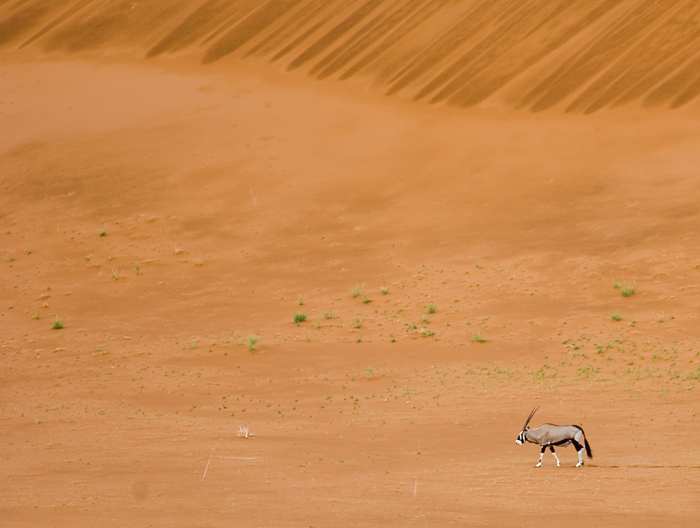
[536,445,547,467]
[549,445,561,466]
[572,439,585,466]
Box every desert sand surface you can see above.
[2,1,700,526]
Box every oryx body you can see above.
[515,408,593,467]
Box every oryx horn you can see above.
[523,406,539,429]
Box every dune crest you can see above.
[2,0,700,112]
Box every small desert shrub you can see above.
[52,317,64,330]
[365,365,375,378]
[247,334,259,351]
[349,283,364,298]
[353,318,363,329]
[293,313,307,325]
[426,303,437,314]
[611,312,622,321]
[361,296,372,304]
[99,227,108,237]
[613,280,636,297]
[380,286,389,295]
[323,310,337,320]
[472,332,486,343]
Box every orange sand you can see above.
[1,2,699,526]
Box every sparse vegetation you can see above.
[472,332,486,343]
[99,227,108,237]
[52,317,64,330]
[362,295,372,304]
[611,312,622,321]
[380,286,389,295]
[613,280,636,297]
[237,425,252,438]
[323,310,337,319]
[365,365,375,378]
[247,334,259,351]
[426,303,437,314]
[349,283,364,298]
[293,313,307,325]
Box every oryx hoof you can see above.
[535,463,542,468]
[576,462,583,467]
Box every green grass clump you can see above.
[52,317,64,330]
[380,286,389,295]
[471,332,486,343]
[246,334,259,351]
[349,284,364,298]
[613,280,636,297]
[611,312,622,321]
[293,313,307,325]
[426,303,437,314]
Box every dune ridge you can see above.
[2,0,700,112]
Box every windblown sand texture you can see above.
[3,0,700,111]
[2,1,700,526]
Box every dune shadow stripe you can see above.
[287,0,382,71]
[0,3,52,47]
[203,0,300,64]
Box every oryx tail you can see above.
[579,426,593,459]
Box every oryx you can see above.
[515,407,592,467]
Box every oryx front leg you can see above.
[536,446,546,467]
[549,445,561,467]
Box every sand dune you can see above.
[3,2,700,527]
[2,0,700,111]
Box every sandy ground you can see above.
[2,1,700,526]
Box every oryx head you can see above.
[515,406,539,445]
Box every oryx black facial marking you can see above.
[515,407,593,467]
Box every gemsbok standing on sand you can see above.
[515,407,593,467]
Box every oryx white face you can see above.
[515,429,527,445]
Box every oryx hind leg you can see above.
[549,445,561,467]
[572,439,585,467]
